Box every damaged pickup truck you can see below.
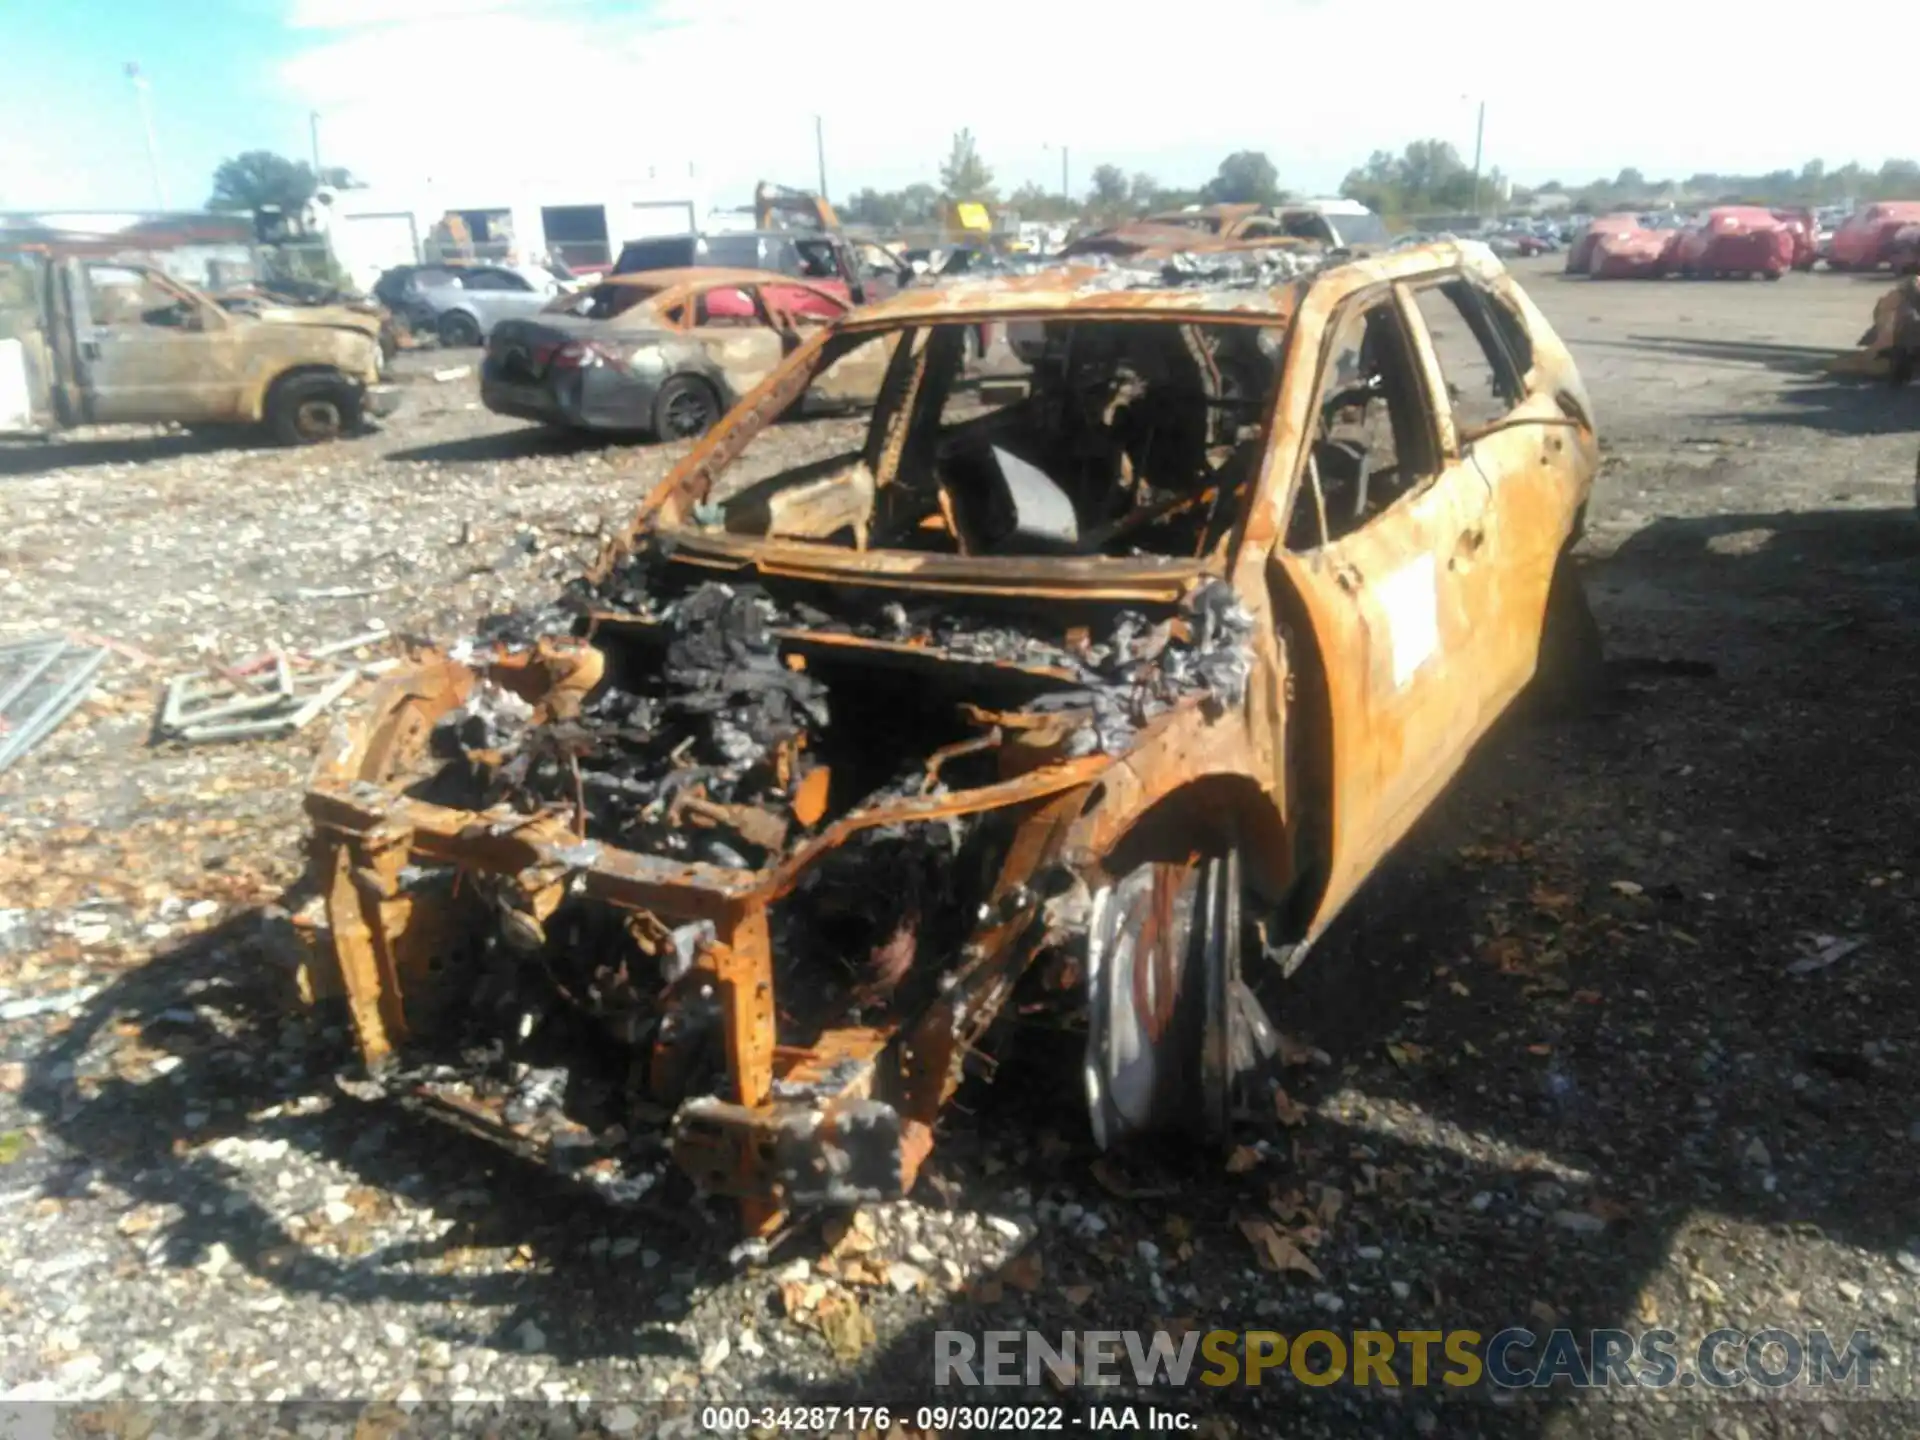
[295,240,1599,1232]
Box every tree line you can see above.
[838,130,1290,227]
[202,136,1920,234]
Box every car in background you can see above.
[1669,208,1793,280]
[1767,207,1819,270]
[611,230,909,306]
[1567,213,1647,274]
[1825,202,1920,271]
[373,263,566,347]
[1487,227,1559,258]
[1885,223,1920,274]
[1590,227,1677,280]
[480,268,892,440]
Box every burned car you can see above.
[482,269,889,439]
[296,241,1599,1232]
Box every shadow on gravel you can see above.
[1700,380,1920,437]
[0,430,260,477]
[1579,335,1843,376]
[18,911,735,1365]
[780,509,1920,1434]
[17,510,1920,1427]
[385,429,620,465]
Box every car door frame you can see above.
[67,259,238,424]
[681,281,790,403]
[1399,267,1594,726]
[1262,268,1506,944]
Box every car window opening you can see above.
[1291,298,1437,549]
[694,318,1287,562]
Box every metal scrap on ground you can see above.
[0,636,109,772]
[155,632,389,745]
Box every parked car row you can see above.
[1567,202,1920,278]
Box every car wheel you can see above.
[438,311,482,348]
[652,375,721,441]
[267,372,361,447]
[1085,842,1245,1150]
[1531,552,1605,713]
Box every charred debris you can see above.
[347,545,1257,1213]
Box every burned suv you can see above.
[296,242,1599,1232]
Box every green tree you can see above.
[939,129,996,202]
[842,187,902,226]
[1007,181,1075,222]
[1128,172,1161,210]
[1201,151,1282,206]
[898,183,941,224]
[208,151,318,214]
[1086,163,1131,220]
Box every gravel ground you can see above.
[1,260,1918,1439]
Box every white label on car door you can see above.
[1376,552,1439,689]
[0,339,30,433]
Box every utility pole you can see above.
[1470,99,1486,219]
[125,62,168,209]
[814,114,828,201]
[310,110,323,177]
[1062,145,1070,204]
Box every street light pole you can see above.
[310,110,323,177]
[814,114,828,201]
[1062,145,1069,204]
[125,62,168,209]
[1470,98,1486,218]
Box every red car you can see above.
[1769,207,1819,270]
[1590,226,1676,279]
[1887,224,1920,275]
[1826,202,1920,271]
[1670,208,1794,280]
[1568,213,1646,274]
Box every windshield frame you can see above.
[621,305,1298,588]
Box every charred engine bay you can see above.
[386,551,1255,1168]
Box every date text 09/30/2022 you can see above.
[700,1404,1196,1432]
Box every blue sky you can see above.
[4,0,1915,214]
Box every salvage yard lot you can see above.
[1,257,1917,1436]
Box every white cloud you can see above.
[281,0,1914,208]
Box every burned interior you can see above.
[702,312,1288,561]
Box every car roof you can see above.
[841,239,1494,327]
[583,267,852,321]
[597,266,821,291]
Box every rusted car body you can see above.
[1831,275,1920,383]
[0,249,396,443]
[1566,213,1646,274]
[295,241,1597,1232]
[482,269,888,439]
[1670,208,1793,280]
